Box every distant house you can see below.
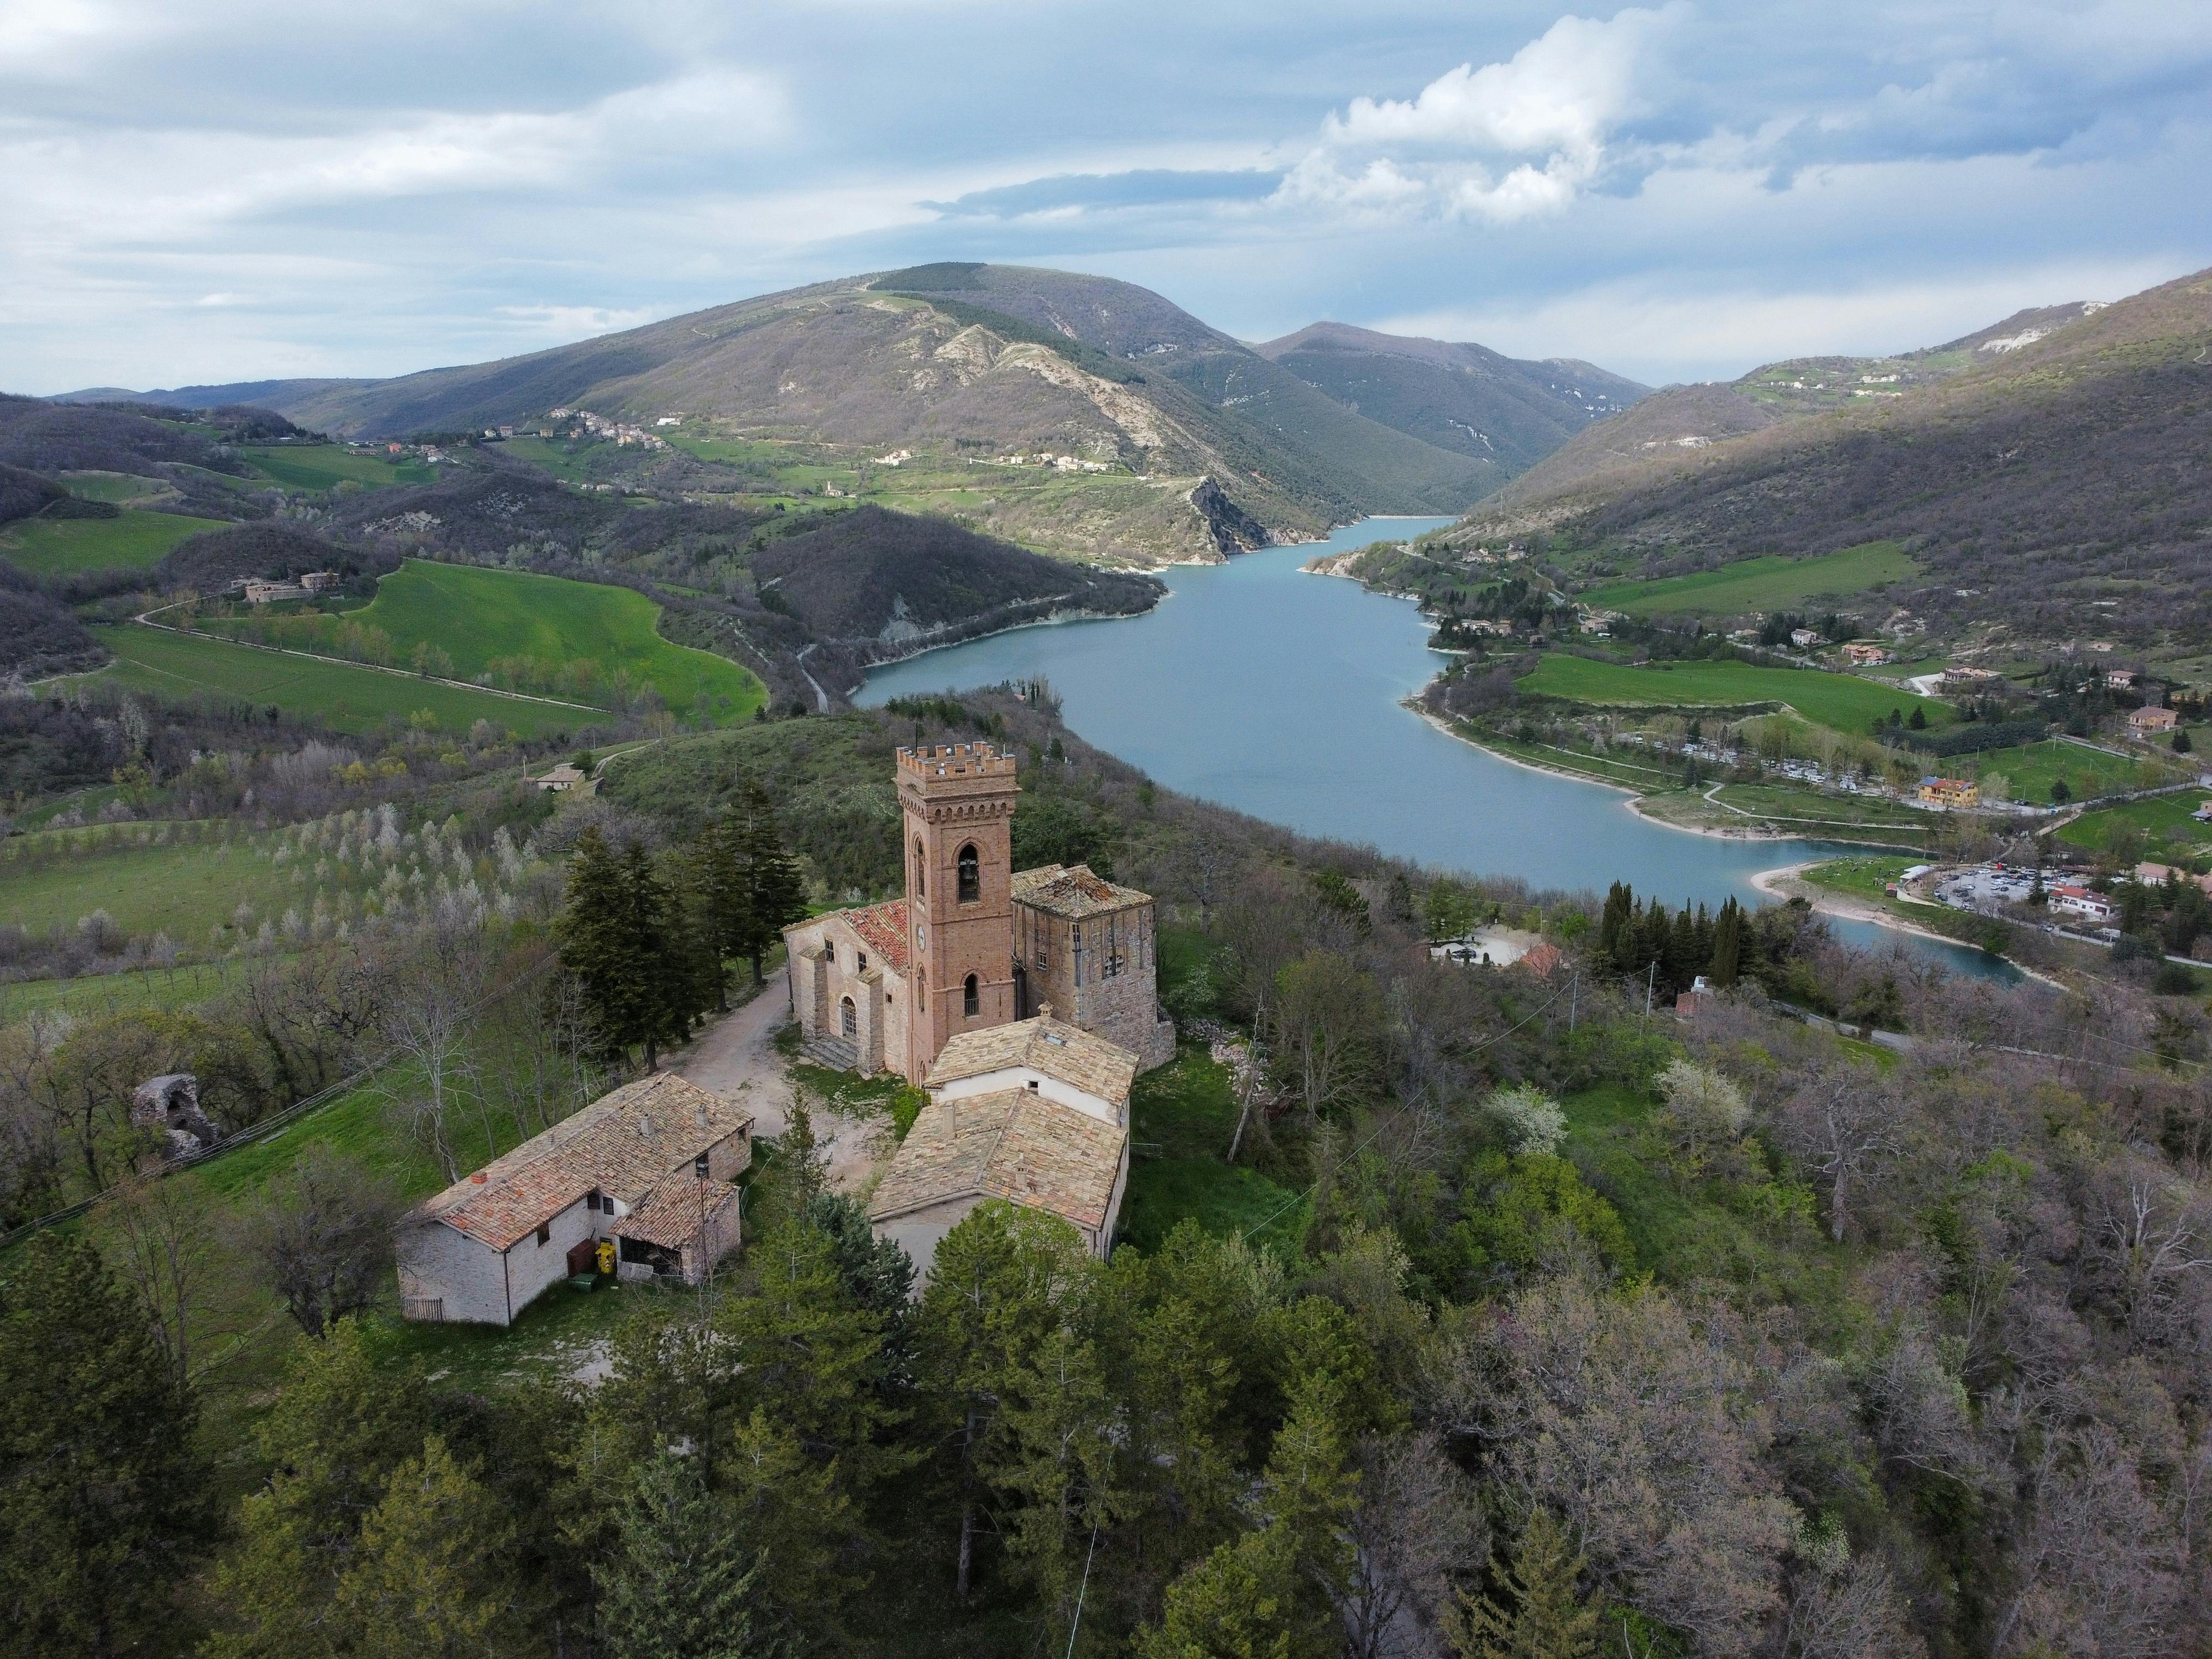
[1674,975,1716,1019]
[298,570,340,592]
[2049,884,2118,924]
[868,1013,1135,1282]
[2130,706,2180,735]
[534,762,591,793]
[1431,925,1554,972]
[1790,628,1823,648]
[1917,777,1981,809]
[2105,668,2140,690]
[242,578,312,604]
[1940,666,1999,691]
[1843,643,1892,666]
[2193,800,2212,823]
[397,1073,754,1325]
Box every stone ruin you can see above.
[131,1074,221,1160]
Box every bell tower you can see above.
[898,741,1020,1079]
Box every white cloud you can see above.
[1281,6,1681,223]
[494,302,662,337]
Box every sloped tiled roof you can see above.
[869,1089,1126,1233]
[925,1014,1137,1107]
[846,899,911,973]
[613,1174,742,1249]
[1011,863,1150,920]
[411,1072,754,1251]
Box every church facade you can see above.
[782,740,1173,1082]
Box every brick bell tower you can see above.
[899,741,1020,1080]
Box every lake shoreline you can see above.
[1408,703,1927,853]
[1751,860,2064,987]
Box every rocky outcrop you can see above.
[1187,477,1270,556]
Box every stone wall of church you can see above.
[1013,897,1175,1070]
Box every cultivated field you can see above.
[237,444,436,492]
[1967,737,2187,805]
[213,561,765,724]
[1583,541,1917,618]
[0,508,229,576]
[1521,654,1951,732]
[66,624,591,738]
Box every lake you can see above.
[862,516,2012,979]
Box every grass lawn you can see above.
[2058,791,2212,858]
[238,445,436,492]
[64,624,590,739]
[1119,1046,1306,1258]
[1801,855,1921,905]
[58,469,170,504]
[1583,542,1917,619]
[215,562,765,726]
[1522,653,1950,734]
[1970,738,2187,806]
[0,508,228,576]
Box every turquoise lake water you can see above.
[862,517,2011,979]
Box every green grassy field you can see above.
[1522,653,1950,733]
[0,508,228,576]
[2058,792,2212,857]
[1583,542,1917,618]
[0,834,269,941]
[1119,1046,1306,1258]
[1970,738,2184,805]
[0,959,248,1022]
[238,445,435,492]
[1801,855,1921,905]
[58,469,170,504]
[65,624,591,738]
[215,562,765,726]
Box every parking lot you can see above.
[1933,865,2039,912]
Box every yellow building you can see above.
[1917,776,1981,809]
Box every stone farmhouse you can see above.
[869,1011,1135,1279]
[397,1072,754,1326]
[782,741,1172,1083]
[2131,706,2180,735]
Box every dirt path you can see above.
[673,967,887,1195]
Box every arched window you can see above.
[963,974,979,1016]
[957,843,980,903]
[839,997,857,1037]
[913,838,926,898]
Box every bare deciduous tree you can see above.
[1340,1429,1484,1659]
[105,1171,207,1396]
[372,905,492,1183]
[1775,1065,1910,1243]
[246,1144,400,1337]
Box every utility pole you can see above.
[1569,968,1578,1031]
[1645,960,1656,1017]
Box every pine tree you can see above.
[593,1455,766,1659]
[333,1436,524,1658]
[0,1233,209,1659]
[559,827,654,1066]
[1597,883,1634,972]
[732,778,807,986]
[1447,1509,1598,1659]
[695,807,750,1009]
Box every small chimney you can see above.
[1037,1002,1054,1021]
[469,1171,487,1184]
[638,1113,651,1139]
[695,1105,710,1131]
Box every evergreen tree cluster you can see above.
[557,776,808,1071]
[1594,884,1762,1001]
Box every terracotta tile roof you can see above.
[869,1089,1126,1233]
[410,1072,754,1251]
[846,899,910,973]
[925,1014,1137,1107]
[1011,863,1150,920]
[613,1175,742,1249]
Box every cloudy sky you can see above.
[4,0,2208,393]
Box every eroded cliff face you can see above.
[1187,477,1271,556]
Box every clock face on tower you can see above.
[915,923,926,948]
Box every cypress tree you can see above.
[732,778,807,986]
[1598,883,1634,973]
[618,839,692,1070]
[1447,1508,1598,1659]
[558,827,652,1066]
[1710,899,1743,988]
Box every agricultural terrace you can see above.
[0,508,228,576]
[1582,541,1917,618]
[210,561,765,725]
[2058,792,2212,859]
[237,445,437,492]
[67,624,588,739]
[1520,654,1952,733]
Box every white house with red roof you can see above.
[395,1072,754,1325]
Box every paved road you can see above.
[674,966,885,1194]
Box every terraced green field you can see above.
[0,833,267,941]
[1522,654,1950,732]
[216,561,764,724]
[0,508,228,575]
[1584,542,1917,618]
[66,624,589,738]
[238,444,436,491]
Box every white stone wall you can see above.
[932,1066,1122,1126]
[504,1196,597,1320]
[396,1219,512,1325]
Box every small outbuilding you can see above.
[132,1074,220,1158]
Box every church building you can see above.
[782,740,1173,1083]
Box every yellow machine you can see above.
[596,1238,615,1276]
